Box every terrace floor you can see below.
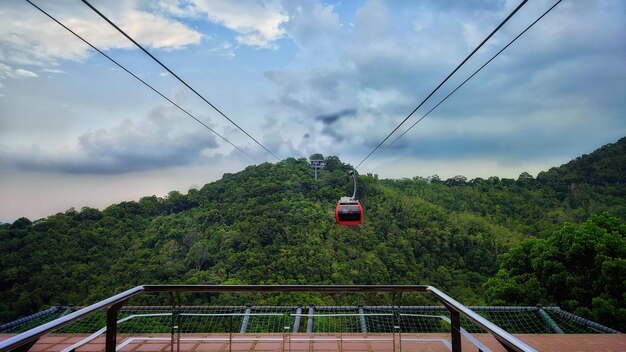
[2,333,626,352]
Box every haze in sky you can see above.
[1,0,625,222]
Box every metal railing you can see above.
[0,285,538,352]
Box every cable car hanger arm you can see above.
[349,170,357,200]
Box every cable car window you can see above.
[338,204,362,221]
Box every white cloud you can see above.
[0,1,202,70]
[156,0,199,18]
[358,88,411,110]
[0,63,39,79]
[14,68,38,78]
[42,68,65,74]
[112,10,202,50]
[206,41,237,58]
[462,23,483,51]
[0,63,14,79]
[7,104,222,174]
[282,0,342,59]
[262,0,626,167]
[159,0,287,48]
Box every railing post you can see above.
[293,305,302,333]
[358,306,367,333]
[229,314,233,352]
[11,340,38,352]
[393,325,401,352]
[449,308,462,352]
[240,305,252,333]
[339,315,343,352]
[306,305,314,333]
[538,308,564,334]
[282,326,290,352]
[105,300,127,352]
[168,293,176,352]
[176,305,181,352]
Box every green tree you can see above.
[484,213,626,330]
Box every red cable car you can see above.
[335,197,363,226]
[335,170,363,226]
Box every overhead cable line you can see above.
[81,0,281,162]
[25,0,259,163]
[354,0,528,170]
[387,0,563,149]
[361,0,563,171]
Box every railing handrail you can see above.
[427,286,537,352]
[0,285,537,352]
[49,304,544,311]
[142,284,430,293]
[0,286,145,352]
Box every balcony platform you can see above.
[2,333,626,352]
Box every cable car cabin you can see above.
[335,197,363,226]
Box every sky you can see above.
[0,0,625,223]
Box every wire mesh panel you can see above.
[476,310,552,334]
[398,312,451,333]
[55,312,107,334]
[178,307,244,334]
[363,310,401,333]
[2,305,616,336]
[309,310,366,333]
[243,307,295,333]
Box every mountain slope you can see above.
[539,136,626,186]
[1,138,625,325]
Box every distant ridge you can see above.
[538,136,626,186]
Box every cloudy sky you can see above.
[0,0,624,222]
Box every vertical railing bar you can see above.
[339,314,343,352]
[447,306,462,352]
[392,324,396,352]
[175,293,181,352]
[228,314,232,352]
[105,300,127,352]
[282,325,290,352]
[168,293,175,352]
[397,319,403,352]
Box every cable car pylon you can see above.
[335,170,363,226]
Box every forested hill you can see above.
[538,136,626,186]
[1,137,625,330]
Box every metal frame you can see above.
[0,285,538,352]
[348,170,357,199]
[309,159,326,180]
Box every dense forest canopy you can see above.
[1,137,625,330]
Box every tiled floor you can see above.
[2,333,626,351]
